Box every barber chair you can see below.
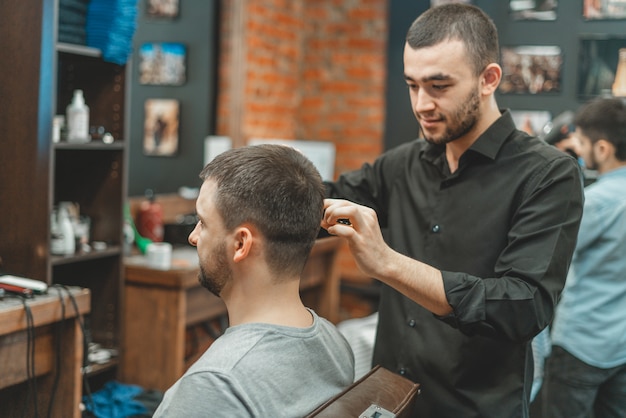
[305,365,420,418]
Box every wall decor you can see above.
[139,42,186,86]
[204,136,232,166]
[577,35,626,98]
[430,0,472,6]
[499,45,563,95]
[510,0,557,20]
[583,0,626,20]
[510,110,552,136]
[146,0,179,19]
[248,138,336,181]
[143,98,180,157]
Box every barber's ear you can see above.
[481,63,502,95]
[232,227,253,263]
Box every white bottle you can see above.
[50,210,66,255]
[66,89,90,143]
[57,204,76,255]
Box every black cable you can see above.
[14,294,38,418]
[18,295,31,418]
[47,287,66,418]
[51,284,95,413]
[26,296,37,418]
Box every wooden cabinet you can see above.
[0,0,128,388]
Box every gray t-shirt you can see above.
[153,309,355,417]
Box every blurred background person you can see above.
[543,97,626,418]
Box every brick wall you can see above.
[216,0,389,282]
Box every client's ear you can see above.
[232,226,253,263]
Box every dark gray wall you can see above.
[384,1,626,151]
[382,1,428,150]
[128,0,217,197]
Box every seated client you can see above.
[153,144,355,417]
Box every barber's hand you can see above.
[322,198,392,279]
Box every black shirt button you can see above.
[399,368,407,375]
[431,224,440,233]
[408,319,416,327]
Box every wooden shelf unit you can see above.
[0,0,129,391]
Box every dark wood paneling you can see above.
[0,0,53,282]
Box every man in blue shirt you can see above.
[544,97,626,418]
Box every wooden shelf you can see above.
[1,0,128,405]
[57,42,101,57]
[54,141,125,150]
[51,246,123,266]
[84,358,119,377]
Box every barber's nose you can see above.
[414,89,435,114]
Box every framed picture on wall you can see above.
[139,42,186,86]
[509,0,557,20]
[143,99,180,157]
[146,0,180,18]
[430,0,472,6]
[583,0,626,20]
[577,35,626,98]
[499,45,563,95]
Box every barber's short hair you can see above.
[574,98,626,161]
[405,3,499,76]
[200,144,325,275]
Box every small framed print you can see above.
[499,45,563,95]
[146,0,179,19]
[577,36,626,98]
[509,0,557,21]
[430,0,472,6]
[144,99,180,157]
[139,42,186,86]
[584,0,626,20]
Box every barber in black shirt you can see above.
[322,4,583,418]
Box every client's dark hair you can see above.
[199,144,325,276]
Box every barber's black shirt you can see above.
[325,111,584,418]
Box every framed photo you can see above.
[510,110,552,136]
[430,0,472,6]
[583,0,626,20]
[146,0,179,19]
[499,45,563,95]
[139,42,186,86]
[577,35,626,98]
[144,99,180,157]
[510,0,557,20]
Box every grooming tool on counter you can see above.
[0,275,48,294]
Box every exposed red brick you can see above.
[216,0,388,281]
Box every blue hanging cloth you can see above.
[83,381,148,418]
[86,0,139,65]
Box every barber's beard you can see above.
[198,241,232,297]
[423,87,481,146]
